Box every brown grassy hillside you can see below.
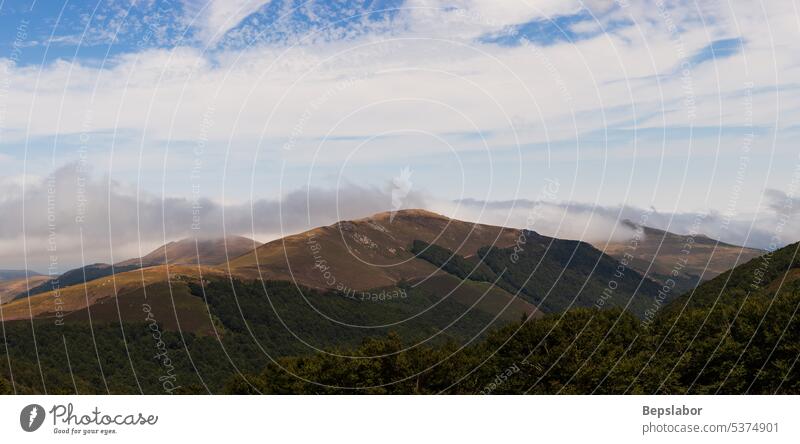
[229,209,521,291]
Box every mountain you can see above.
[0,270,42,280]
[2,210,668,325]
[0,211,538,327]
[20,236,261,300]
[2,210,794,394]
[231,209,663,316]
[1,209,663,332]
[229,209,522,290]
[599,221,763,294]
[0,275,50,304]
[0,270,48,304]
[410,234,664,316]
[117,235,261,268]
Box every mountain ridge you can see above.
[599,220,763,294]
[3,209,665,326]
[18,235,262,300]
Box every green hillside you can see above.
[231,242,800,394]
[412,234,664,317]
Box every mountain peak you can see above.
[362,209,449,222]
[230,209,521,291]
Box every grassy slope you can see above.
[601,223,764,294]
[228,209,521,291]
[0,276,50,304]
[0,265,222,321]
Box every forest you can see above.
[1,242,797,395]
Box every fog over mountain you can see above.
[1,163,793,271]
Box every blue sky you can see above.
[0,0,407,65]
[479,7,634,47]
[0,0,799,269]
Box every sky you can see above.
[0,0,799,271]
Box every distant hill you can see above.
[0,270,41,280]
[0,270,48,304]
[667,240,800,312]
[599,221,763,294]
[117,235,261,268]
[20,236,261,300]
[0,275,50,304]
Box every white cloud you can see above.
[400,0,588,38]
[0,0,798,244]
[3,162,791,272]
[0,164,428,271]
[182,0,272,45]
[448,197,789,252]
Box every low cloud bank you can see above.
[1,165,794,272]
[448,194,797,253]
[0,164,427,271]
